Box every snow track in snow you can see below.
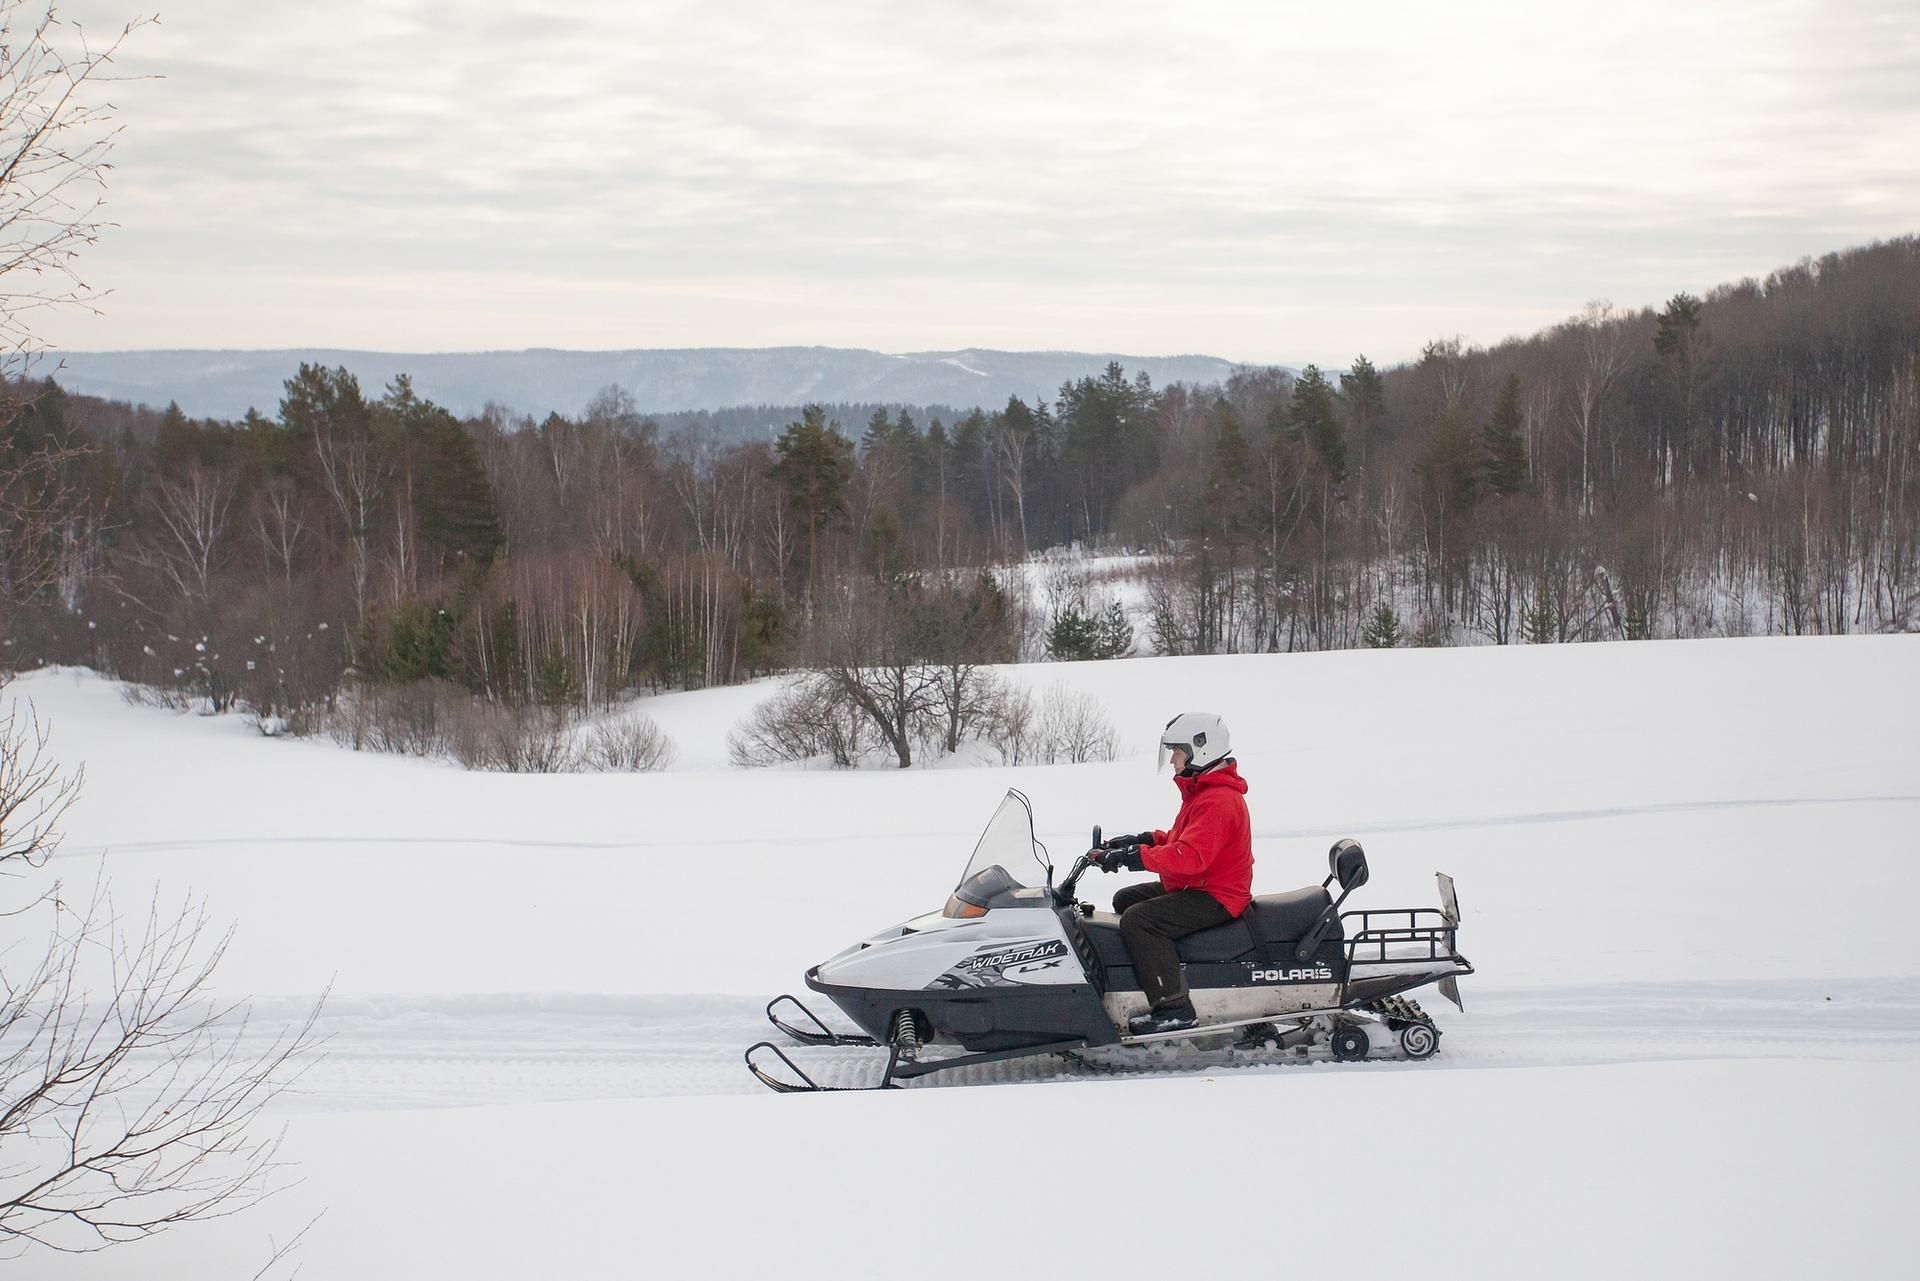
[55,792,1920,860]
[256,977,1920,1109]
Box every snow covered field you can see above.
[12,634,1920,1279]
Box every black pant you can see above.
[1115,882,1231,1010]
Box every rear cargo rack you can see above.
[1340,907,1462,966]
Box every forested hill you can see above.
[3,236,1915,747]
[45,346,1249,422]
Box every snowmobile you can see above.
[745,789,1472,1092]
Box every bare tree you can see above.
[0,886,317,1254]
[1032,682,1119,764]
[810,579,941,769]
[0,420,86,617]
[312,412,389,628]
[251,477,307,593]
[0,691,319,1258]
[0,4,148,376]
[1571,301,1625,516]
[147,464,233,608]
[0,696,79,870]
[0,13,322,1261]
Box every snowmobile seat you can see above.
[1083,888,1343,966]
[1251,886,1338,945]
[1171,886,1339,964]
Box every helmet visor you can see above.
[1159,740,1192,770]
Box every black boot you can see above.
[1127,998,1199,1036]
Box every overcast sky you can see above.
[38,0,1920,367]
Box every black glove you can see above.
[1097,844,1146,873]
[1103,831,1156,850]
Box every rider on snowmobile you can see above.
[1096,712,1253,1035]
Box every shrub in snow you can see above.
[730,667,1047,770]
[322,682,674,773]
[118,682,197,712]
[326,681,455,757]
[576,714,675,772]
[730,672,1119,769]
[445,701,572,772]
[728,677,865,768]
[1029,682,1119,764]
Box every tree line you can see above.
[1,236,1916,733]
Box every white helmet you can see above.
[1159,712,1230,772]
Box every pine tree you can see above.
[1410,615,1450,647]
[1654,292,1707,475]
[1207,401,1253,530]
[1046,601,1133,660]
[1046,607,1099,661]
[1418,403,1480,513]
[1097,601,1133,658]
[385,383,502,570]
[1286,365,1346,483]
[1481,373,1528,497]
[534,649,580,706]
[860,407,893,458]
[1362,602,1402,648]
[1339,356,1385,486]
[1522,579,1557,644]
[770,405,855,598]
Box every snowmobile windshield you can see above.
[955,789,1051,893]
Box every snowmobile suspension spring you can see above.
[892,1009,921,1057]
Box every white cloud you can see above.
[38,0,1920,365]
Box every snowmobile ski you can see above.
[764,994,880,1048]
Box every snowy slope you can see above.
[12,634,1920,1279]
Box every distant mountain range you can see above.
[44,346,1263,421]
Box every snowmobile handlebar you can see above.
[1051,825,1104,906]
[1054,852,1097,906]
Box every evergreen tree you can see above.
[375,596,456,683]
[860,407,893,458]
[534,649,580,706]
[919,418,951,502]
[1286,365,1346,483]
[1207,401,1254,530]
[1362,602,1402,648]
[1654,292,1707,475]
[1045,600,1132,660]
[1417,403,1480,513]
[736,586,786,677]
[1522,579,1556,644]
[861,505,912,581]
[1339,356,1385,486]
[383,379,502,569]
[1410,615,1450,647]
[1481,373,1528,497]
[279,363,373,441]
[153,400,193,468]
[770,404,855,598]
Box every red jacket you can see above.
[1144,759,1254,916]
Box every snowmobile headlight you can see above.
[942,893,988,919]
